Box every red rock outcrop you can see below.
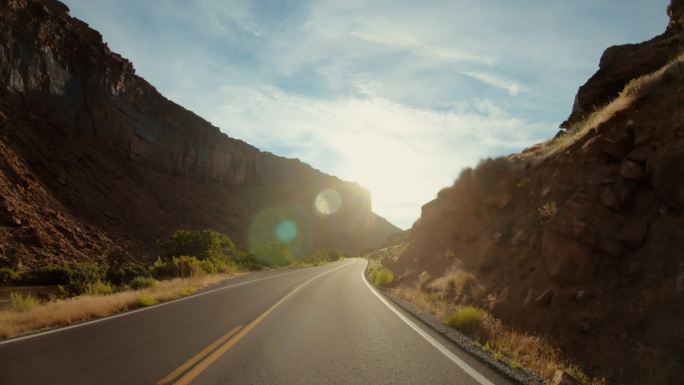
[390,2,684,384]
[560,0,684,130]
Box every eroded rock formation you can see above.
[0,0,399,267]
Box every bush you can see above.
[178,287,196,297]
[0,268,19,284]
[538,201,558,222]
[18,263,108,295]
[234,252,264,270]
[369,266,394,286]
[128,276,158,290]
[9,292,40,312]
[444,306,487,338]
[473,157,511,191]
[18,264,72,285]
[63,263,107,295]
[84,280,115,296]
[137,294,158,307]
[291,248,346,267]
[105,250,148,285]
[254,242,293,266]
[149,256,202,279]
[161,230,236,262]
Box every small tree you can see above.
[254,242,293,266]
[160,230,236,262]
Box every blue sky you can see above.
[64,0,669,229]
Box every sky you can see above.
[63,0,669,229]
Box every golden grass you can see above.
[443,306,486,338]
[537,53,684,158]
[0,274,239,339]
[391,286,606,385]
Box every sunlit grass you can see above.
[9,293,40,313]
[391,285,605,385]
[535,53,684,158]
[443,306,486,338]
[368,265,394,286]
[0,274,239,339]
[136,294,158,307]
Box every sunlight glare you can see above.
[314,189,342,215]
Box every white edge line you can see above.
[361,260,496,385]
[0,261,347,345]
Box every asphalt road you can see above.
[0,259,514,385]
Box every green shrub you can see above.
[0,267,19,284]
[161,230,236,262]
[18,264,72,285]
[149,256,202,279]
[494,351,502,361]
[369,266,394,286]
[444,306,487,338]
[128,276,158,290]
[178,287,197,297]
[137,294,158,307]
[291,248,347,267]
[9,292,40,312]
[18,263,108,295]
[84,280,115,296]
[105,250,148,285]
[253,242,294,267]
[234,252,264,271]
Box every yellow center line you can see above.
[156,260,356,385]
[156,325,243,385]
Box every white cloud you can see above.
[62,0,670,228]
[461,71,526,96]
[350,30,495,65]
[198,85,545,228]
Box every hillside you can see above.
[384,1,684,384]
[0,0,399,269]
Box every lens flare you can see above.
[247,205,313,259]
[275,220,298,242]
[314,189,342,215]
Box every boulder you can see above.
[600,189,620,211]
[652,150,684,208]
[627,147,651,163]
[542,229,596,284]
[553,370,580,385]
[621,159,645,180]
[581,135,631,160]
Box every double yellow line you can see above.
[157,260,355,385]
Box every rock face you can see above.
[389,2,684,384]
[560,0,684,130]
[0,0,399,267]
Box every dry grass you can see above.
[9,292,40,312]
[0,274,239,339]
[537,53,684,158]
[391,285,606,385]
[443,306,487,338]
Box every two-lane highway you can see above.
[0,259,514,385]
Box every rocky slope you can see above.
[0,0,398,268]
[388,1,684,384]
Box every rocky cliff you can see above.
[0,0,398,267]
[388,1,684,384]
